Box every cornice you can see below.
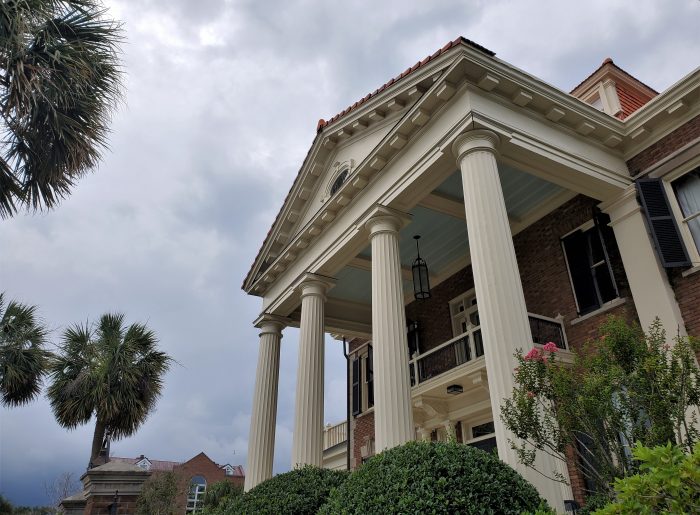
[243,48,699,296]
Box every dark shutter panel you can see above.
[351,357,361,416]
[366,347,374,408]
[562,231,599,314]
[637,178,691,267]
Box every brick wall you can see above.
[351,411,375,469]
[626,115,700,177]
[173,453,244,512]
[85,494,138,514]
[624,113,700,343]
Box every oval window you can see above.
[330,169,348,196]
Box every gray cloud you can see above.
[1,0,698,505]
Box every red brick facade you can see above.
[171,453,244,512]
[626,116,700,177]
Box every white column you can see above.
[417,427,431,441]
[245,317,284,491]
[601,185,687,339]
[291,278,329,468]
[453,130,568,509]
[366,212,415,451]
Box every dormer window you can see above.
[330,169,348,196]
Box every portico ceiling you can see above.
[329,163,566,305]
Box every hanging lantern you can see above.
[412,235,431,300]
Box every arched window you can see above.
[330,169,348,196]
[186,475,207,513]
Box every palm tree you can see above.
[0,0,123,218]
[47,313,171,467]
[0,292,50,406]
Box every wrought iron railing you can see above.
[409,313,566,387]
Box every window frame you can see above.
[661,161,700,266]
[351,345,374,416]
[561,218,620,316]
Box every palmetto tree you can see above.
[0,292,50,406]
[47,313,171,467]
[0,0,123,218]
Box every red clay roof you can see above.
[111,456,180,471]
[570,57,658,120]
[243,37,494,290]
[316,37,495,132]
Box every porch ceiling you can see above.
[329,164,566,305]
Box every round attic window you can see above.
[330,169,348,196]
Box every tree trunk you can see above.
[89,417,107,468]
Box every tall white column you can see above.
[245,317,284,491]
[366,212,415,451]
[291,278,329,468]
[453,130,568,509]
[601,185,687,339]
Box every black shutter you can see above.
[352,357,362,416]
[637,178,691,267]
[562,230,599,314]
[366,347,374,408]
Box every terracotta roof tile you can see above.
[315,37,495,132]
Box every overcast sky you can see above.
[1,0,698,506]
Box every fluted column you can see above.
[453,130,567,509]
[291,278,329,468]
[245,317,284,491]
[367,212,414,451]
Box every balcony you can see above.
[409,313,567,388]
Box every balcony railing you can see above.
[323,420,348,450]
[409,313,567,387]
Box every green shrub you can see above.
[319,441,546,515]
[594,442,700,514]
[200,480,243,513]
[224,466,348,515]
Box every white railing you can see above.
[323,420,348,450]
[409,313,567,387]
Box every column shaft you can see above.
[245,321,283,491]
[367,214,414,451]
[602,186,687,339]
[291,281,327,467]
[453,130,568,509]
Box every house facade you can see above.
[241,37,700,509]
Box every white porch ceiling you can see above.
[329,163,566,305]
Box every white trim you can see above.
[570,297,627,325]
[659,157,700,265]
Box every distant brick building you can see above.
[112,452,244,513]
[62,452,244,514]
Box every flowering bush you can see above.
[501,317,700,502]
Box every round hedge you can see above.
[224,465,348,515]
[319,441,546,515]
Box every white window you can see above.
[671,168,700,255]
[186,475,207,513]
[448,290,483,358]
[223,465,234,476]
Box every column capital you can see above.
[296,272,335,299]
[451,129,500,163]
[598,185,639,227]
[253,314,288,335]
[363,205,412,238]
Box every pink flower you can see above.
[663,344,670,351]
[524,347,542,361]
[542,342,559,353]
[527,391,535,398]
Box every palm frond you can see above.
[0,292,50,406]
[0,0,124,218]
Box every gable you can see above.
[292,120,398,233]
